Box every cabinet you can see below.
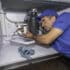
[1,0,70,12]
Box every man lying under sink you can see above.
[22,9,70,69]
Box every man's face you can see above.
[40,16,56,31]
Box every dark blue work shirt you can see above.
[52,13,70,58]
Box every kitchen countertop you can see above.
[0,42,59,68]
[0,36,60,69]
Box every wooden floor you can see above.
[12,57,70,70]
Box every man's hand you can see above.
[22,31,33,39]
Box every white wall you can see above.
[51,0,70,3]
[58,8,70,15]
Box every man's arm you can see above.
[33,28,63,45]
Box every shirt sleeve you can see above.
[53,14,70,31]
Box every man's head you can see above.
[37,9,58,31]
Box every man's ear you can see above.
[51,16,56,23]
